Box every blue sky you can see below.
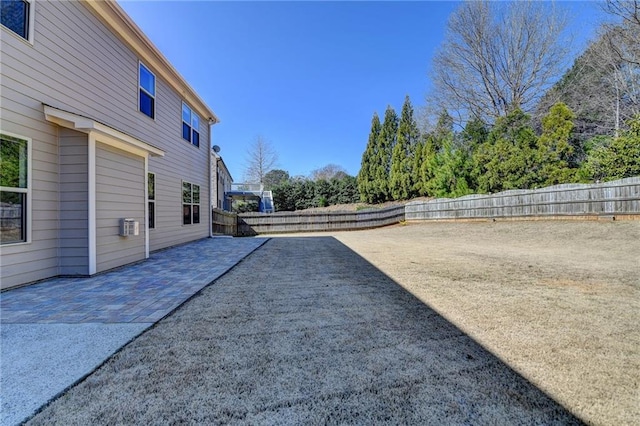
[118,1,603,182]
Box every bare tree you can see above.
[591,31,640,136]
[535,31,639,141]
[602,0,640,66]
[429,1,570,124]
[244,135,278,184]
[309,164,347,181]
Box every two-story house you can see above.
[1,0,219,289]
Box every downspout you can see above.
[208,121,214,238]
[217,158,221,210]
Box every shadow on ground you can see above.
[26,237,584,425]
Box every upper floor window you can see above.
[139,62,155,119]
[0,132,31,244]
[1,0,33,42]
[182,103,200,147]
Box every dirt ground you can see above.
[323,220,640,426]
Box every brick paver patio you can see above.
[1,237,267,324]
[1,236,267,426]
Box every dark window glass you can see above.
[183,204,191,225]
[148,201,155,229]
[182,182,200,225]
[192,114,199,147]
[147,173,155,200]
[182,122,191,142]
[1,135,28,188]
[0,191,26,243]
[192,205,200,224]
[192,185,200,204]
[182,182,191,203]
[139,90,154,118]
[1,0,29,40]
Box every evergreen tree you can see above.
[472,109,539,192]
[371,106,398,202]
[417,134,440,197]
[411,140,425,196]
[263,169,290,190]
[427,138,473,198]
[537,103,578,186]
[390,96,420,200]
[580,115,640,181]
[329,175,359,205]
[460,118,488,192]
[460,117,489,151]
[434,110,455,141]
[357,112,381,203]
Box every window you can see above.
[182,181,200,225]
[1,0,32,42]
[139,63,155,119]
[148,172,155,229]
[181,103,200,147]
[0,133,30,244]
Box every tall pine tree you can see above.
[357,112,381,203]
[371,106,398,202]
[417,134,439,197]
[390,96,420,200]
[412,140,425,196]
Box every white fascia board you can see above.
[43,105,165,158]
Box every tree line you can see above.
[240,136,360,212]
[357,1,639,203]
[357,96,639,203]
[263,166,359,212]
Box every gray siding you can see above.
[59,129,89,275]
[1,1,212,288]
[95,143,145,273]
[0,71,60,289]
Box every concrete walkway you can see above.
[0,237,267,426]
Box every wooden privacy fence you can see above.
[212,208,237,235]
[236,205,406,236]
[405,177,640,221]
[213,178,639,236]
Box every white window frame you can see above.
[0,131,32,245]
[181,180,200,225]
[1,0,35,44]
[138,62,156,120]
[181,102,200,147]
[147,172,155,230]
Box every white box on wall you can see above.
[119,218,139,236]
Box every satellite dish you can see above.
[212,145,221,153]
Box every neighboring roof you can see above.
[84,1,219,124]
[44,104,165,157]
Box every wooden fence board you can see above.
[212,208,237,236]
[237,205,406,235]
[405,177,640,221]
[213,178,640,235]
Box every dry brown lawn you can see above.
[26,220,638,425]
[326,220,640,426]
